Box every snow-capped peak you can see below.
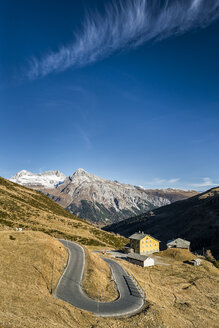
[10,170,66,189]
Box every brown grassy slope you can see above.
[158,248,195,262]
[0,231,69,327]
[120,248,219,328]
[0,176,127,249]
[1,232,218,328]
[105,187,219,258]
[83,248,118,302]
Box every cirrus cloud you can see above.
[146,178,180,186]
[190,177,218,188]
[27,0,219,79]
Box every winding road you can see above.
[55,240,145,317]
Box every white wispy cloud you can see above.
[190,177,218,188]
[147,178,180,186]
[27,0,219,79]
[77,126,92,148]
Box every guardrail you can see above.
[129,273,146,300]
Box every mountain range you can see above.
[104,187,219,258]
[9,168,198,225]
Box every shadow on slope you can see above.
[104,187,219,258]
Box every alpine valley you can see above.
[10,168,198,225]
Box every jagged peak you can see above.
[19,169,29,173]
[69,168,103,183]
[71,168,90,177]
[75,168,87,174]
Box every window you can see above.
[155,243,157,246]
[146,245,148,247]
[146,240,148,243]
[150,244,152,247]
[150,239,152,242]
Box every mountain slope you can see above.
[0,176,126,249]
[43,168,197,225]
[104,187,219,258]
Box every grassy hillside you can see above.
[1,231,218,328]
[104,187,219,258]
[82,247,118,302]
[0,177,127,249]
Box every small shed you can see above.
[167,238,190,249]
[127,253,154,267]
[191,258,202,266]
[124,246,134,254]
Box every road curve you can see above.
[55,240,145,317]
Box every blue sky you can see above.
[1,0,219,191]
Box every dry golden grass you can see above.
[120,248,219,328]
[82,249,118,302]
[0,230,177,328]
[158,248,195,262]
[0,230,70,327]
[1,231,218,328]
[198,187,219,199]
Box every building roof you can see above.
[191,258,202,263]
[167,238,190,248]
[129,233,146,240]
[129,232,160,242]
[127,253,150,261]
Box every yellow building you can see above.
[129,232,160,255]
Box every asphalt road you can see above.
[55,240,145,317]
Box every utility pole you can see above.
[97,292,99,314]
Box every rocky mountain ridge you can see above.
[9,168,198,224]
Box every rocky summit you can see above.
[10,168,198,225]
